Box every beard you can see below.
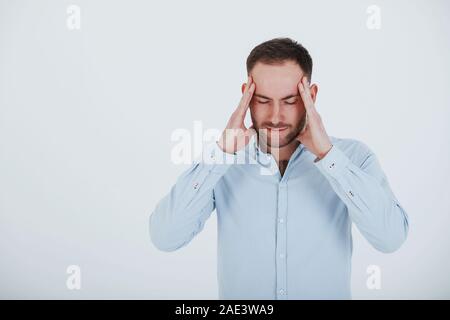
[255,113,307,149]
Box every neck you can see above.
[257,137,300,164]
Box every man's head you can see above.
[243,37,317,148]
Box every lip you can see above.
[266,127,288,132]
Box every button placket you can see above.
[276,182,288,299]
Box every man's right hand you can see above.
[217,75,257,154]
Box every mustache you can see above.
[261,124,290,129]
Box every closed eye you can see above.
[256,100,297,104]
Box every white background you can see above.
[1,0,449,299]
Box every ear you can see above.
[241,83,247,94]
[309,83,319,103]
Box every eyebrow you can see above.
[254,93,300,100]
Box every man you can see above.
[149,38,409,299]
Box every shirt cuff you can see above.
[200,140,239,166]
[313,144,351,178]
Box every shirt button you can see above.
[329,162,335,169]
[279,253,285,259]
[193,182,199,189]
[279,218,284,224]
[279,289,285,295]
[348,190,354,197]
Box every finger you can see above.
[298,76,314,113]
[300,112,308,134]
[298,77,313,108]
[301,76,313,102]
[237,75,251,107]
[236,79,255,116]
[243,82,255,110]
[239,76,254,108]
[245,75,252,92]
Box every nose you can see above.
[269,103,282,126]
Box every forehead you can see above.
[251,61,304,98]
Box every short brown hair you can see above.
[246,37,313,80]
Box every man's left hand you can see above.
[295,76,333,161]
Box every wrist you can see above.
[216,140,236,155]
[316,144,333,160]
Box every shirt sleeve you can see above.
[313,143,410,253]
[149,141,240,252]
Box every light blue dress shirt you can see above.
[149,135,409,299]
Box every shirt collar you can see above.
[250,136,305,166]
